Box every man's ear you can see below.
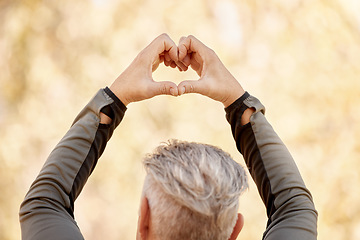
[228,213,244,240]
[138,197,150,240]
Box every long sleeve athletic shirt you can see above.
[19,88,318,240]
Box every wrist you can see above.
[219,73,245,107]
[109,82,130,107]
[222,88,246,108]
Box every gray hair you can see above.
[143,139,248,240]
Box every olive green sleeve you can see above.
[19,88,126,240]
[226,93,318,240]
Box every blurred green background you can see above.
[1,0,360,239]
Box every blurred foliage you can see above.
[1,0,360,239]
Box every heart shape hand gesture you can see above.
[109,34,245,108]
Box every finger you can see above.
[175,61,188,71]
[148,33,178,63]
[152,55,166,72]
[192,51,203,66]
[181,54,191,67]
[164,51,171,62]
[178,40,191,61]
[152,61,160,72]
[150,80,179,96]
[170,62,177,68]
[178,35,206,61]
[177,80,205,96]
[164,60,171,67]
[178,36,188,61]
[190,58,202,76]
[167,43,179,62]
[159,34,178,62]
[178,36,186,45]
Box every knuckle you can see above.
[209,50,217,59]
[159,33,169,40]
[190,84,194,92]
[137,50,145,58]
[185,84,194,93]
[206,48,218,62]
[208,48,215,55]
[179,48,186,56]
[135,51,147,64]
[134,53,143,63]
[160,84,167,94]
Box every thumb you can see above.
[177,80,205,96]
[149,80,179,97]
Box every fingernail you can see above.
[170,87,177,96]
[180,87,185,95]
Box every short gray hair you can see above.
[143,139,248,240]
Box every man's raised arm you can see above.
[19,33,181,240]
[177,35,318,240]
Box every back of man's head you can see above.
[143,139,248,240]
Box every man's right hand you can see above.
[177,35,245,108]
[109,33,182,107]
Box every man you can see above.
[19,34,318,240]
